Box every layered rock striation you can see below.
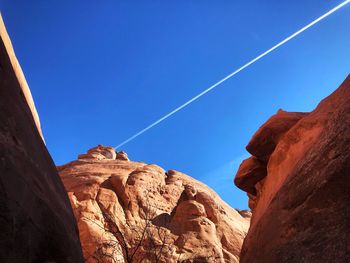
[59,145,250,263]
[0,15,84,262]
[235,75,350,262]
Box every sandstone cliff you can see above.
[235,75,350,262]
[59,145,250,263]
[0,15,43,140]
[0,15,84,262]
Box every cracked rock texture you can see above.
[235,75,350,263]
[59,145,250,262]
[0,15,84,262]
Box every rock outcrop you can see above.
[59,145,250,262]
[235,75,350,262]
[0,15,84,262]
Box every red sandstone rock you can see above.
[116,151,129,161]
[234,156,267,196]
[246,110,308,162]
[59,146,250,263]
[79,145,129,162]
[0,15,84,262]
[0,15,43,140]
[235,75,350,262]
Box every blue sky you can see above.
[1,1,349,209]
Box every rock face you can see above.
[59,145,250,262]
[235,75,350,262]
[0,15,84,262]
[0,15,43,140]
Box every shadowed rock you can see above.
[0,15,84,262]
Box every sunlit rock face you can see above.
[235,75,350,263]
[59,146,250,263]
[0,15,84,262]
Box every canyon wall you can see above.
[59,145,251,263]
[235,75,350,262]
[0,15,84,262]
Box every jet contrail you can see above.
[115,0,350,149]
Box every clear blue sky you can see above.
[1,1,349,209]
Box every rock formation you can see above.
[235,75,350,262]
[59,145,250,262]
[0,15,84,262]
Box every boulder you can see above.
[234,156,267,196]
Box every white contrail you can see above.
[115,0,350,149]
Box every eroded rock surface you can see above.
[59,146,250,262]
[235,75,350,262]
[0,15,84,262]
